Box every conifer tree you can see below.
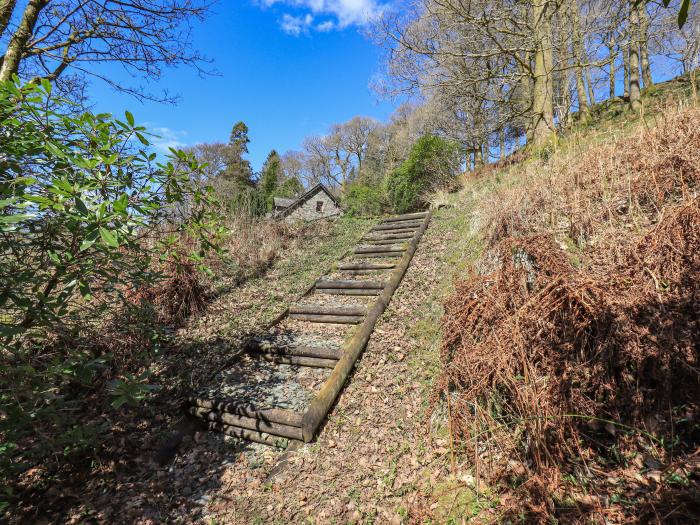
[259,149,282,211]
[224,121,254,188]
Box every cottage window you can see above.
[316,201,324,212]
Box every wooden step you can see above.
[372,221,423,232]
[260,354,338,368]
[289,304,367,316]
[355,246,405,254]
[189,406,304,440]
[364,232,415,240]
[190,398,303,427]
[289,313,364,324]
[206,421,291,447]
[380,217,427,226]
[364,239,410,246]
[370,228,419,236]
[249,341,343,359]
[337,262,396,271]
[354,252,403,258]
[316,279,384,289]
[382,212,429,222]
[316,288,380,296]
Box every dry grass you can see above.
[437,102,700,522]
[213,214,336,286]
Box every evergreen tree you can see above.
[259,150,281,211]
[279,177,303,198]
[223,121,254,187]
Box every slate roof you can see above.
[273,197,296,209]
[275,183,341,219]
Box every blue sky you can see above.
[88,1,395,172]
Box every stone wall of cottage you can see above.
[284,190,342,222]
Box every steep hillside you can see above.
[430,76,700,523]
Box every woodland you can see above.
[1,0,699,523]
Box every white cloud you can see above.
[280,13,314,36]
[259,0,386,35]
[316,19,335,32]
[146,125,188,154]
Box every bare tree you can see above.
[0,0,211,101]
[342,116,379,174]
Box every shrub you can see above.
[0,79,221,485]
[343,182,385,216]
[385,135,462,213]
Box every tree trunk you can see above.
[571,0,589,117]
[607,41,617,99]
[585,66,595,105]
[475,144,484,167]
[628,1,642,111]
[0,0,17,40]
[623,45,630,98]
[531,0,555,144]
[499,129,506,160]
[0,0,49,81]
[639,4,653,88]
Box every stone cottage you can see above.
[273,183,343,222]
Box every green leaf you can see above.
[80,228,99,251]
[135,132,150,146]
[48,251,61,265]
[678,0,690,27]
[75,197,89,216]
[40,78,52,95]
[125,110,135,127]
[113,193,129,213]
[45,142,66,158]
[79,281,92,301]
[99,227,119,247]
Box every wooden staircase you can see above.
[188,211,431,446]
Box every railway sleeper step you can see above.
[341,270,390,275]
[372,221,424,231]
[189,406,304,441]
[260,354,337,368]
[206,421,294,447]
[369,226,420,235]
[249,341,343,359]
[316,288,380,296]
[379,217,426,226]
[363,233,415,241]
[364,239,410,246]
[355,246,405,254]
[382,211,429,222]
[337,262,396,271]
[353,252,403,259]
[289,313,364,324]
[315,279,384,289]
[190,398,303,427]
[289,304,367,316]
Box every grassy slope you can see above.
[420,76,700,521]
